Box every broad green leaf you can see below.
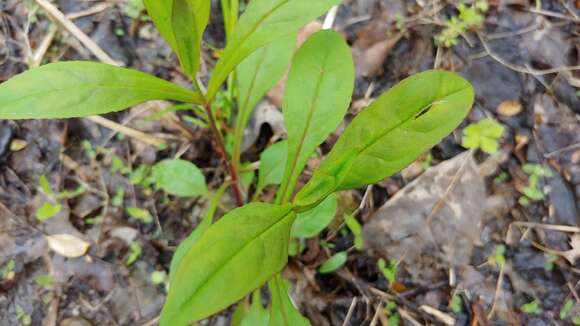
[152,159,207,197]
[0,62,202,119]
[344,214,363,250]
[277,30,354,203]
[161,203,296,326]
[295,70,474,209]
[268,275,310,326]
[256,140,288,193]
[206,0,342,101]
[234,35,296,157]
[318,251,348,274]
[172,0,210,77]
[169,181,230,281]
[291,193,337,238]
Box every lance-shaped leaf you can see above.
[144,0,210,77]
[277,30,354,203]
[161,203,296,326]
[206,0,342,101]
[234,34,296,161]
[268,275,310,326]
[0,61,202,119]
[295,70,474,209]
[256,140,288,194]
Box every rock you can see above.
[363,152,486,284]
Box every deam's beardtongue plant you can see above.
[0,0,475,325]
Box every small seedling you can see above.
[462,118,504,154]
[378,258,398,284]
[344,214,364,250]
[384,301,400,326]
[34,274,55,289]
[126,242,142,266]
[560,299,574,320]
[126,207,153,224]
[1,259,15,281]
[519,164,553,206]
[15,304,32,326]
[318,251,348,274]
[450,293,463,314]
[521,298,542,315]
[488,244,506,268]
[436,1,489,47]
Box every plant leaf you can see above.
[36,202,62,221]
[268,275,310,326]
[0,61,202,119]
[277,30,354,203]
[160,203,296,326]
[257,140,288,192]
[318,251,348,274]
[295,70,474,209]
[45,234,90,258]
[206,0,342,101]
[241,291,270,326]
[145,0,210,77]
[236,34,296,134]
[153,159,208,197]
[344,214,364,250]
[169,181,230,281]
[144,0,210,77]
[291,193,337,238]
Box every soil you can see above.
[0,0,579,325]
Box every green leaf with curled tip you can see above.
[160,203,296,326]
[0,61,202,119]
[295,70,475,209]
[206,0,342,101]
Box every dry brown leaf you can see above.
[497,100,522,117]
[562,234,580,264]
[45,234,90,258]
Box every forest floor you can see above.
[0,0,579,325]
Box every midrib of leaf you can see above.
[171,209,294,318]
[240,46,270,122]
[279,53,330,203]
[354,85,471,156]
[4,83,199,106]
[271,276,291,325]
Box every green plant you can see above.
[521,298,542,315]
[518,163,553,205]
[435,1,488,47]
[0,0,475,324]
[462,118,504,154]
[378,258,398,284]
[15,305,32,326]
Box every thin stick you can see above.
[477,33,580,76]
[487,262,506,319]
[342,297,358,326]
[512,221,580,233]
[34,0,119,65]
[66,2,114,20]
[87,116,166,147]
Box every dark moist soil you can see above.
[1,0,579,325]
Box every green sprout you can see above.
[462,118,504,154]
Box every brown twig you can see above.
[203,103,244,206]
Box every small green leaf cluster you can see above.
[435,1,489,47]
[0,0,476,324]
[518,163,553,206]
[462,118,504,154]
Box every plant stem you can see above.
[203,102,244,206]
